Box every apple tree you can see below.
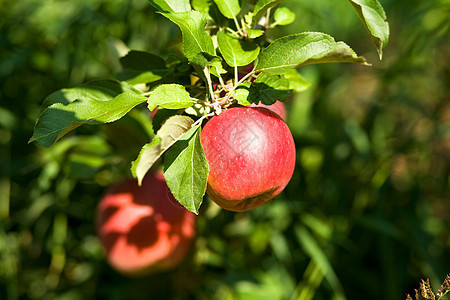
[29,0,389,214]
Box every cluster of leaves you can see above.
[30,0,389,213]
[406,275,450,300]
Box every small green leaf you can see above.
[30,92,147,147]
[161,11,215,60]
[211,63,227,78]
[148,84,195,110]
[348,0,389,60]
[190,52,223,67]
[249,73,292,104]
[190,52,226,78]
[273,7,295,26]
[212,0,241,19]
[148,0,190,12]
[131,115,194,185]
[233,81,252,106]
[118,51,168,85]
[255,32,369,75]
[190,52,225,74]
[217,30,260,67]
[247,29,264,39]
[253,0,284,25]
[164,126,208,214]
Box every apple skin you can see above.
[96,171,195,277]
[200,106,296,212]
[249,100,286,120]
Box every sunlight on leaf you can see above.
[348,0,389,59]
[131,115,194,185]
[256,32,368,75]
[164,126,208,214]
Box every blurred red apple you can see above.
[96,171,195,276]
[149,108,158,118]
[201,106,296,212]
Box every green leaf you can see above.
[255,32,369,75]
[191,0,212,18]
[439,291,450,300]
[233,73,292,105]
[164,125,208,214]
[273,7,295,26]
[152,108,180,132]
[190,52,223,68]
[42,80,141,106]
[117,51,169,85]
[161,11,215,60]
[192,0,227,23]
[190,53,226,78]
[30,91,147,147]
[348,0,389,59]
[190,52,227,79]
[131,115,194,185]
[283,69,311,92]
[249,73,292,104]
[212,0,241,19]
[253,0,284,25]
[148,84,195,110]
[211,64,228,78]
[247,29,264,39]
[217,30,260,67]
[185,103,213,117]
[148,0,190,12]
[233,81,252,105]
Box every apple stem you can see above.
[232,15,244,37]
[192,112,215,127]
[217,74,226,92]
[241,19,248,38]
[212,101,222,115]
[225,27,240,38]
[220,66,257,106]
[265,8,272,29]
[204,66,217,103]
[196,99,214,108]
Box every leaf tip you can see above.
[137,176,143,187]
[377,49,383,60]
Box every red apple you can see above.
[200,106,296,212]
[249,100,286,120]
[96,171,195,277]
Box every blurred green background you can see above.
[1,0,448,299]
